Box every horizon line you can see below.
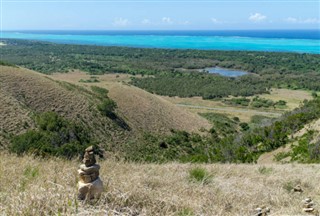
[2,29,320,31]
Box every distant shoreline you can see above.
[1,35,320,54]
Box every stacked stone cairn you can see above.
[302,197,319,215]
[78,146,103,200]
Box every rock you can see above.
[78,145,103,200]
[78,169,99,183]
[292,185,303,193]
[302,197,318,214]
[80,164,100,173]
[304,208,315,213]
[255,206,270,216]
[304,202,314,208]
[83,146,96,167]
[305,198,312,203]
[78,177,103,200]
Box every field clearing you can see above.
[161,88,311,122]
[250,88,312,110]
[51,72,310,123]
[1,153,320,216]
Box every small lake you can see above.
[205,67,248,77]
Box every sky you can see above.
[1,0,320,30]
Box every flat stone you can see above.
[305,198,312,203]
[303,207,315,212]
[78,177,103,200]
[78,169,99,183]
[303,202,314,208]
[80,164,100,172]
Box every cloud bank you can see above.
[249,13,267,22]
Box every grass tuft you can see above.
[257,166,273,175]
[188,167,212,185]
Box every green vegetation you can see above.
[90,86,117,117]
[79,76,100,83]
[2,39,320,99]
[0,60,16,67]
[188,167,211,184]
[223,96,287,109]
[250,115,273,128]
[199,113,238,137]
[97,99,117,118]
[275,131,320,163]
[223,97,250,106]
[10,112,93,158]
[131,73,270,98]
[122,97,320,163]
[257,166,273,175]
[2,39,320,164]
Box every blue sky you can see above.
[1,0,320,30]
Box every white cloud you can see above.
[182,21,190,25]
[142,19,151,25]
[303,18,320,24]
[285,17,320,24]
[285,17,298,23]
[162,17,173,24]
[211,18,222,24]
[249,13,267,22]
[112,17,129,27]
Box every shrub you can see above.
[10,112,93,159]
[257,166,273,175]
[91,86,108,98]
[188,167,211,184]
[97,99,117,118]
[239,122,250,131]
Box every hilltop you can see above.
[2,152,320,215]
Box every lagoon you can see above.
[206,67,248,77]
[1,30,320,54]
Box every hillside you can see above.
[51,72,211,134]
[258,118,320,164]
[0,66,210,149]
[2,152,320,215]
[0,66,132,148]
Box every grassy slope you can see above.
[2,153,320,215]
[51,71,211,134]
[0,66,130,147]
[0,66,210,148]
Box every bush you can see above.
[10,112,93,159]
[239,122,250,131]
[188,167,211,184]
[97,99,117,118]
[91,86,108,98]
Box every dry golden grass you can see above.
[0,66,130,146]
[51,72,211,134]
[251,88,312,110]
[161,88,310,123]
[1,153,320,215]
[162,96,281,123]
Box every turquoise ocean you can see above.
[1,30,320,54]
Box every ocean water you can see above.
[206,67,248,77]
[1,30,320,54]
